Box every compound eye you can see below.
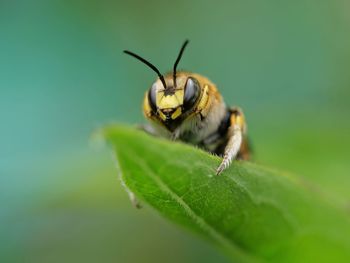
[148,83,157,112]
[183,77,200,111]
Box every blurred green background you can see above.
[1,0,350,262]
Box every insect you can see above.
[124,40,250,175]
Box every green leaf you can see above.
[99,125,350,263]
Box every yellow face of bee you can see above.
[154,75,186,120]
[143,72,214,131]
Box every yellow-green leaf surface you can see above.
[101,125,350,263]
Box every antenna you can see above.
[123,50,167,89]
[173,40,189,88]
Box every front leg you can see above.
[216,108,246,175]
[137,123,158,136]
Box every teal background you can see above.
[1,0,350,262]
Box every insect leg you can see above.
[137,123,158,136]
[216,108,246,175]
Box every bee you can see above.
[124,40,250,175]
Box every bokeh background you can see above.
[1,0,350,262]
